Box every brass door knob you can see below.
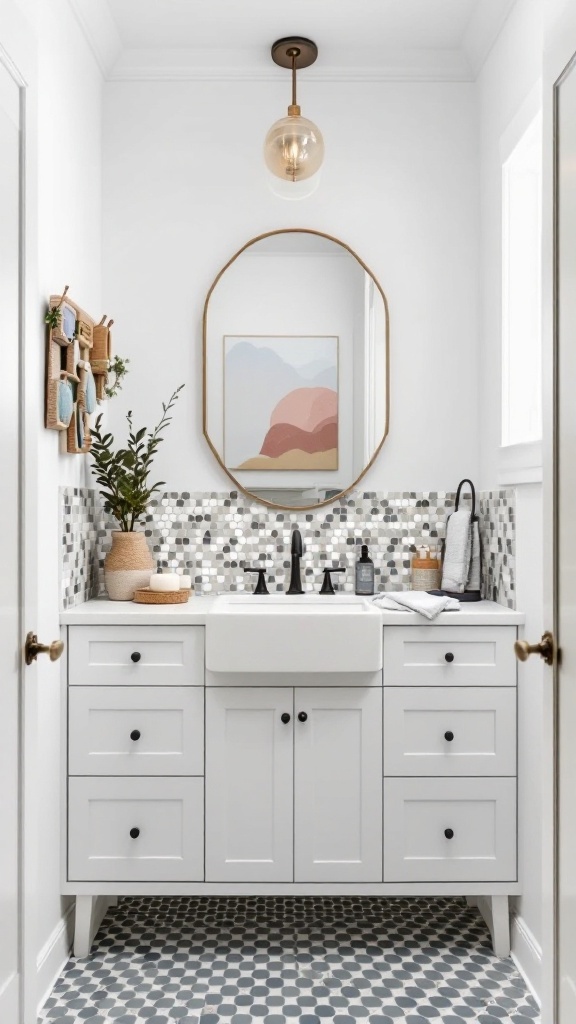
[514,631,554,667]
[25,632,65,666]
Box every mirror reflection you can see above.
[203,230,389,509]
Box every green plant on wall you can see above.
[90,384,184,531]
[105,355,130,399]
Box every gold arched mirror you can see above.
[203,229,389,510]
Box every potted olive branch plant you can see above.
[90,384,184,600]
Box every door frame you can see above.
[541,6,576,1022]
[1,4,40,1022]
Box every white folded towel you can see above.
[372,590,461,620]
[441,508,472,593]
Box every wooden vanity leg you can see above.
[488,895,511,958]
[465,896,478,908]
[73,896,97,957]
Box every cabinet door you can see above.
[294,687,382,882]
[205,688,293,882]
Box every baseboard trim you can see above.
[37,895,116,1012]
[36,902,74,1014]
[511,912,542,1005]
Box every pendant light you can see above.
[264,37,324,183]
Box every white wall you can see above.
[477,0,544,996]
[33,0,103,1005]
[102,79,480,493]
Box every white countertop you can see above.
[60,596,524,627]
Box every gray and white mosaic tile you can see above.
[479,492,515,609]
[60,488,516,610]
[38,895,538,1024]
[60,487,101,608]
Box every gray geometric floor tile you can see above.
[38,897,539,1023]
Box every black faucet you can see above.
[286,528,304,594]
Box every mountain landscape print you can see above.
[223,336,339,471]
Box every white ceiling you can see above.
[69,0,517,81]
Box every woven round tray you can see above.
[133,587,190,605]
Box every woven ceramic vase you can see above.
[104,531,154,601]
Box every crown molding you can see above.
[67,0,122,78]
[66,0,518,85]
[108,46,473,83]
[462,0,517,77]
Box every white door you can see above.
[550,35,576,1023]
[0,53,22,1024]
[294,687,382,882]
[205,687,294,882]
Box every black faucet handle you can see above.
[291,528,304,556]
[320,567,346,595]
[243,567,269,595]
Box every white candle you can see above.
[179,575,192,590]
[150,573,181,592]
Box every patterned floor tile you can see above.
[38,897,539,1023]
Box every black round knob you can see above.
[281,713,291,724]
[444,652,455,663]
[129,827,140,839]
[444,730,454,742]
[131,652,141,663]
[444,828,454,840]
[297,711,308,723]
[130,729,141,741]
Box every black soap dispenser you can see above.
[355,543,375,596]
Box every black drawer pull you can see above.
[444,730,454,742]
[444,652,454,663]
[130,729,141,741]
[131,652,141,663]
[444,828,454,840]
[129,827,140,839]
[297,711,308,723]
[280,713,291,724]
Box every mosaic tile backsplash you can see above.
[60,488,102,608]
[60,487,515,609]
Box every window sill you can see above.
[498,441,542,485]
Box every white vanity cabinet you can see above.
[205,686,382,883]
[61,605,521,960]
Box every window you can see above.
[501,113,542,449]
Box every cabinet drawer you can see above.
[383,687,516,776]
[68,626,204,686]
[69,687,204,776]
[68,777,204,881]
[383,777,516,882]
[384,626,516,687]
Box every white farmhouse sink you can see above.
[206,593,383,673]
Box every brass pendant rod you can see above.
[292,53,297,108]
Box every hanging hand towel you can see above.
[440,478,483,597]
[372,591,461,620]
[467,518,482,592]
[440,508,472,593]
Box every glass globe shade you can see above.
[264,114,324,182]
[266,169,322,201]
